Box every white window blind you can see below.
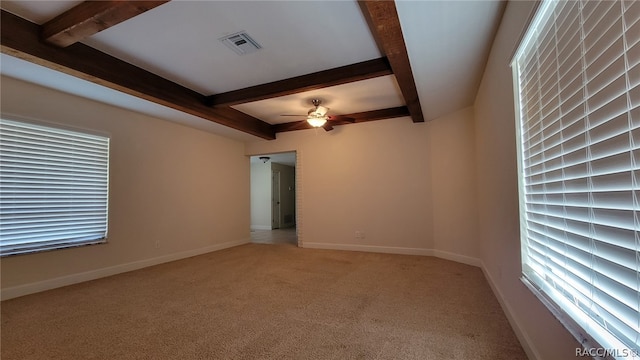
[0,119,109,256]
[513,0,639,356]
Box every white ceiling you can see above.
[0,0,506,140]
[0,0,80,23]
[396,0,506,120]
[83,0,382,95]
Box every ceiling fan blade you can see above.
[328,115,356,123]
[323,122,334,131]
[316,105,329,116]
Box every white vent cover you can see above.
[219,31,262,55]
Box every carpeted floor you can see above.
[1,243,527,359]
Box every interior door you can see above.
[272,170,281,229]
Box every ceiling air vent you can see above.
[219,31,262,55]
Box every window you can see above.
[0,118,109,256]
[513,0,639,357]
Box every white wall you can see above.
[246,107,479,264]
[430,108,479,258]
[473,2,581,359]
[250,161,271,230]
[1,76,251,298]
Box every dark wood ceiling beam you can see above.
[273,121,314,133]
[359,1,424,123]
[42,1,169,47]
[273,106,409,133]
[346,106,410,122]
[1,10,275,140]
[206,57,392,108]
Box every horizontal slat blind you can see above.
[514,0,639,355]
[0,119,109,256]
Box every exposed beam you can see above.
[1,10,275,140]
[273,121,315,133]
[359,1,424,123]
[273,106,409,133]
[345,106,410,122]
[206,57,393,108]
[42,1,169,47]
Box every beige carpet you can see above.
[1,244,527,359]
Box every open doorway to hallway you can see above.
[249,152,297,246]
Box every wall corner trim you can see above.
[480,262,541,360]
[0,238,250,301]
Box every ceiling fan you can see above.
[281,99,355,131]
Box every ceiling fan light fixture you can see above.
[307,114,327,127]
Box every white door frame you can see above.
[271,169,281,229]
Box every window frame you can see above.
[0,116,110,257]
[512,0,639,358]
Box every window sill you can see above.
[1,238,107,258]
[521,275,635,360]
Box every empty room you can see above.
[1,1,638,359]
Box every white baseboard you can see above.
[302,242,435,256]
[250,225,272,231]
[431,249,482,267]
[302,242,481,267]
[1,238,250,301]
[481,262,540,360]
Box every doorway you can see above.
[249,151,297,245]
